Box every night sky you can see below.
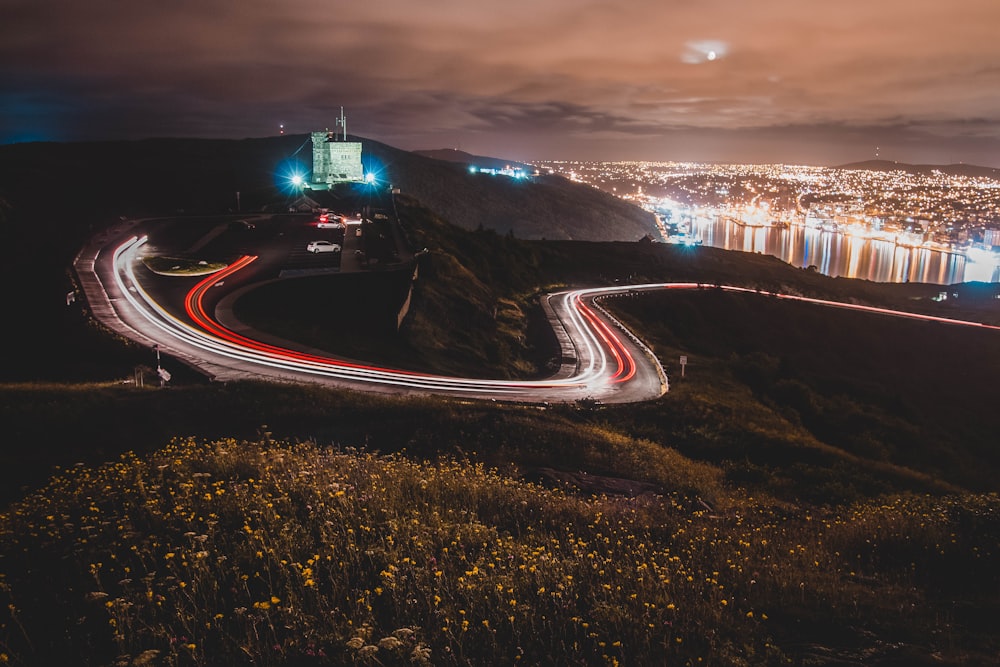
[3,0,1000,166]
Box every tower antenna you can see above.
[336,107,347,141]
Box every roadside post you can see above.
[680,355,687,378]
[153,344,170,386]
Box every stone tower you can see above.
[309,108,364,188]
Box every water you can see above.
[686,217,1000,284]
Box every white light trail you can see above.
[106,238,998,404]
[109,238,650,400]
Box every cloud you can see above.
[2,0,1000,164]
[681,40,728,65]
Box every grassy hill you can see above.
[1,136,1000,664]
[235,195,556,379]
[230,196,1000,501]
[607,289,1000,499]
[3,435,997,665]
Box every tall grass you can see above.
[2,438,998,665]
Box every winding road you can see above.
[78,218,1000,404]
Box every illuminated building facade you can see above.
[309,108,364,188]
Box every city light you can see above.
[536,159,1000,284]
[964,247,1000,283]
[468,165,531,180]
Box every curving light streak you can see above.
[108,237,999,403]
[110,238,646,399]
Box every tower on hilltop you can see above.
[309,107,364,188]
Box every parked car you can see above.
[306,240,341,253]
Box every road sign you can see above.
[680,355,688,378]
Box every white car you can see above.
[316,220,344,229]
[306,240,341,254]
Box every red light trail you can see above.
[100,237,999,404]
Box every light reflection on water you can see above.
[690,218,999,284]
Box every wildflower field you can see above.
[2,437,998,665]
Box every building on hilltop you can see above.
[309,107,364,189]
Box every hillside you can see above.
[365,138,657,240]
[835,159,1000,180]
[3,436,997,666]
[230,199,1000,499]
[1,136,1000,665]
[0,134,654,382]
[0,134,657,245]
[234,195,557,379]
[411,148,535,173]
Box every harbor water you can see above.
[686,217,1000,284]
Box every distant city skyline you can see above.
[3,1,1000,167]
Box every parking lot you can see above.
[139,204,411,282]
[279,217,347,275]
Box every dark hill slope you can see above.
[364,138,657,241]
[0,135,657,242]
[0,135,308,222]
[412,148,534,173]
[835,159,1000,180]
